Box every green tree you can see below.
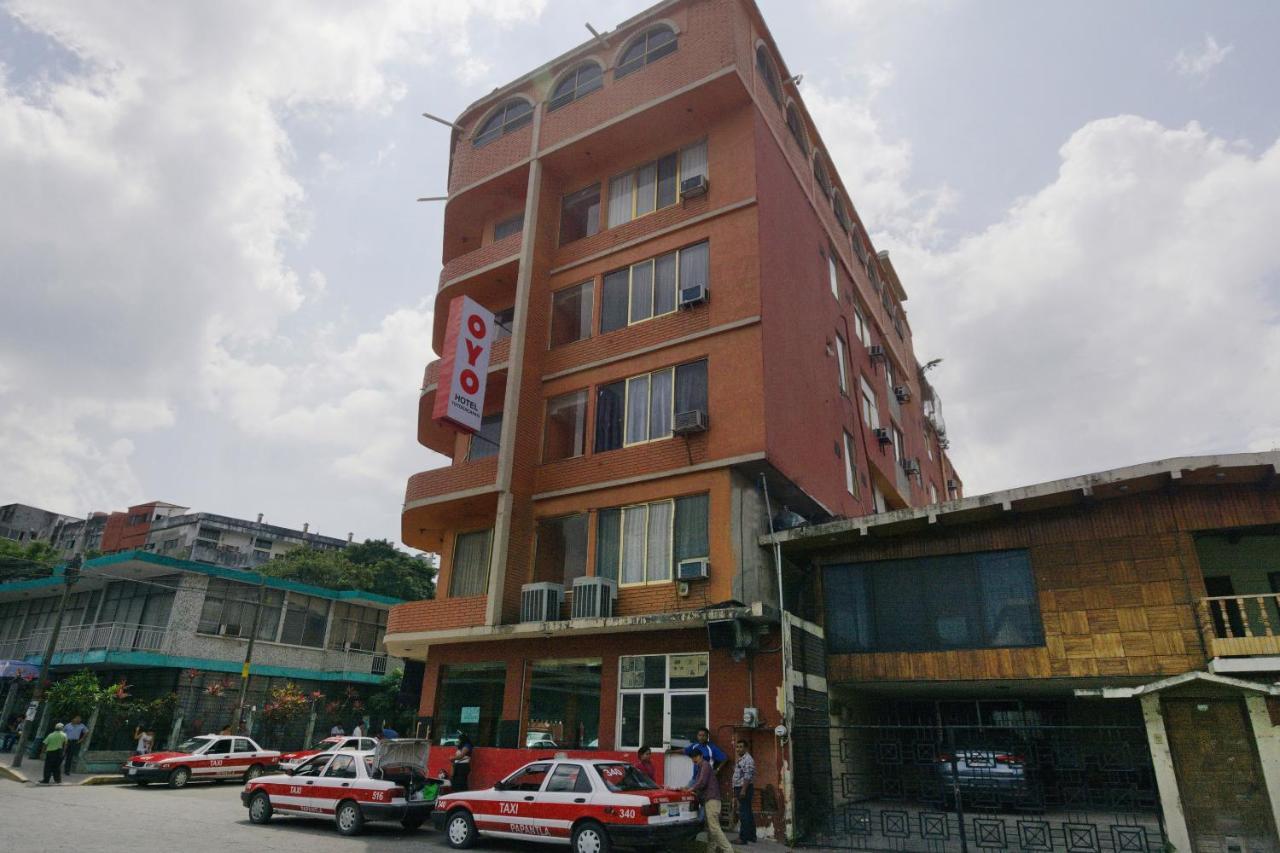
[259,539,435,601]
[363,668,414,735]
[0,538,61,582]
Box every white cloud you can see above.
[1174,34,1234,79]
[805,70,956,245]
[891,117,1280,493]
[0,0,541,516]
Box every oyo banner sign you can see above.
[432,295,494,434]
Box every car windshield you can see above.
[595,763,658,792]
[175,737,213,754]
[310,738,339,750]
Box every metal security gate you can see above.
[794,701,1167,853]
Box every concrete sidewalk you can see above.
[0,765,127,785]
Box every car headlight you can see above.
[143,762,163,769]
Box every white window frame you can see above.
[603,240,706,333]
[607,140,706,228]
[860,376,879,429]
[834,334,849,395]
[623,367,675,447]
[616,652,709,750]
[828,251,839,300]
[891,425,904,463]
[853,305,870,348]
[843,431,857,496]
[614,499,675,586]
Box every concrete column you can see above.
[1244,695,1280,829]
[1140,694,1193,853]
[484,99,544,628]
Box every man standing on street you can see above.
[732,739,757,844]
[684,749,735,853]
[684,727,727,784]
[62,715,88,776]
[40,723,67,784]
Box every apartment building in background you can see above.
[0,503,78,544]
[385,0,960,839]
[0,551,402,764]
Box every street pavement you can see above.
[0,779,479,852]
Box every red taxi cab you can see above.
[277,735,378,771]
[432,758,701,852]
[242,740,441,836]
[122,734,281,788]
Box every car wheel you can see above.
[248,791,273,825]
[243,764,265,782]
[444,809,477,849]
[168,766,191,789]
[335,800,365,837]
[572,820,612,853]
[401,816,425,830]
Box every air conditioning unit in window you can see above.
[679,174,709,199]
[679,280,708,307]
[902,458,920,475]
[873,427,892,444]
[868,345,886,360]
[672,409,708,435]
[678,558,709,581]
[894,385,911,402]
[571,576,617,619]
[520,582,564,623]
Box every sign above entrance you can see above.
[432,296,494,434]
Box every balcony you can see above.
[384,595,490,651]
[433,238,521,354]
[418,338,510,455]
[1200,594,1280,665]
[0,621,171,661]
[322,648,399,678]
[402,457,501,552]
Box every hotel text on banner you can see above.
[431,296,494,434]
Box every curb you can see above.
[80,775,130,786]
[0,765,30,783]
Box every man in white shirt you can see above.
[352,721,363,738]
[330,724,345,737]
[62,715,88,775]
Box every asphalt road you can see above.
[0,779,546,853]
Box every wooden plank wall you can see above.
[822,484,1280,684]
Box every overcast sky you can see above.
[2,0,1278,548]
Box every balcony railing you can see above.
[324,648,398,678]
[0,621,170,660]
[1199,594,1280,657]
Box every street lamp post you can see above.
[11,555,81,768]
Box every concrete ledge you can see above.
[0,764,30,783]
[79,774,130,786]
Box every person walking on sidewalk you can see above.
[40,723,68,784]
[732,739,757,844]
[62,715,87,776]
[684,749,734,853]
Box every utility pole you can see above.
[11,555,81,768]
[232,578,267,734]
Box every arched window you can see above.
[473,99,533,147]
[756,46,782,106]
[813,152,832,198]
[785,104,809,156]
[549,62,603,111]
[833,193,851,232]
[617,25,677,79]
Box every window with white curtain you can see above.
[450,529,493,597]
[843,431,858,496]
[853,305,870,348]
[835,334,849,394]
[860,376,879,430]
[606,140,705,228]
[597,496,706,587]
[596,359,707,452]
[600,241,707,334]
[828,251,839,300]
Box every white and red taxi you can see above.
[122,734,281,788]
[242,741,441,836]
[277,735,378,771]
[431,758,701,852]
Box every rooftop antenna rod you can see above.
[585,23,609,46]
[421,111,463,130]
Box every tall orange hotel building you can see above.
[385,0,960,836]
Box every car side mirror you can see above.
[284,769,294,776]
[493,780,506,791]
